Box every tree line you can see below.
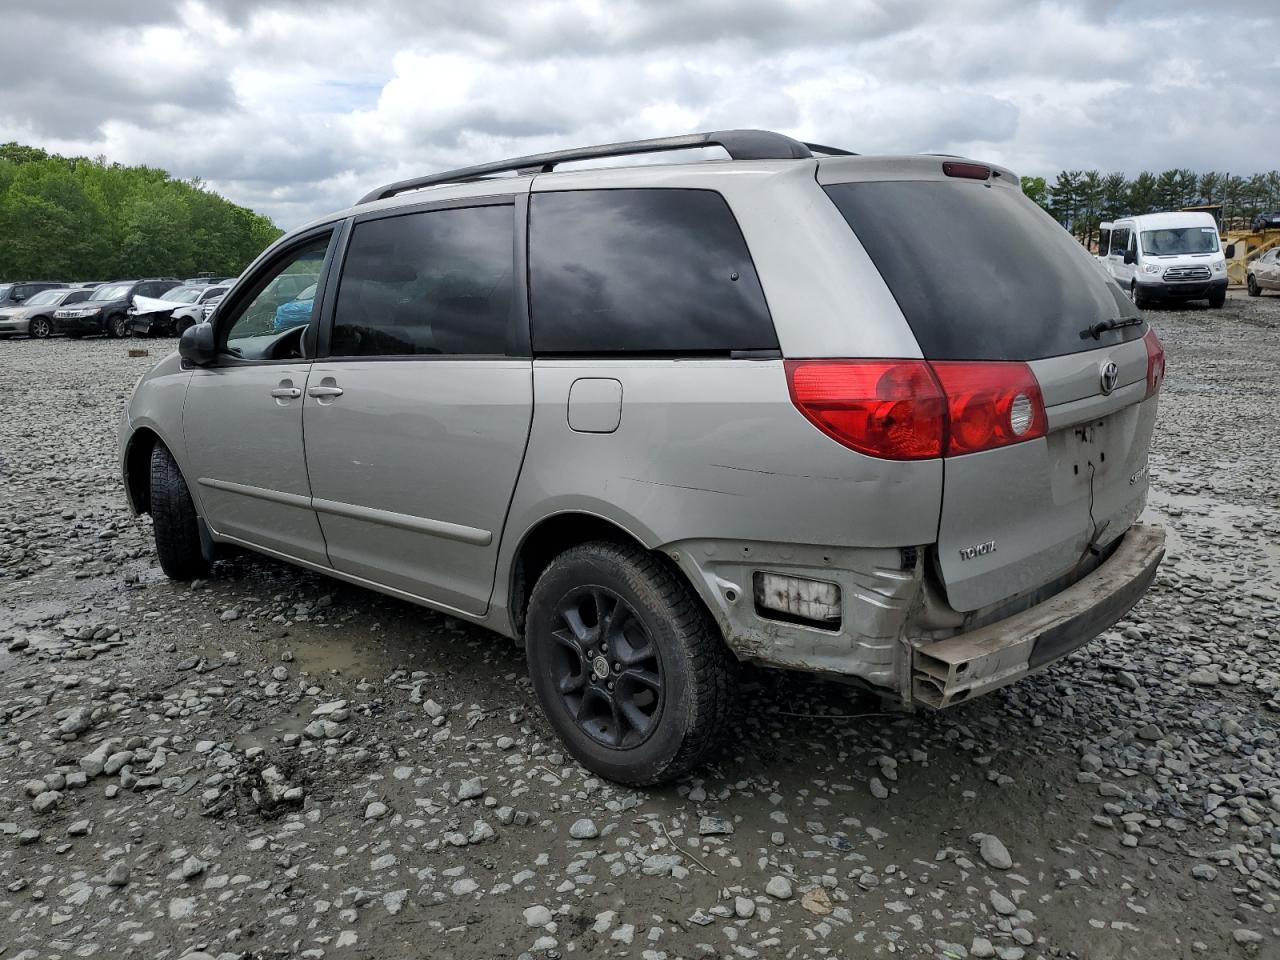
[1021,169,1280,247]
[0,142,283,283]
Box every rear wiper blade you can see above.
[1081,316,1143,340]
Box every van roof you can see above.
[1113,211,1218,230]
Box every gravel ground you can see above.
[0,291,1278,960]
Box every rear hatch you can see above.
[820,160,1161,612]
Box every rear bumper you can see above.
[910,523,1165,707]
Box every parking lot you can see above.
[0,292,1277,959]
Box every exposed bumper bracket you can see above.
[910,524,1165,708]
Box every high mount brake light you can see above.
[1143,328,1165,398]
[785,360,1047,460]
[942,161,991,180]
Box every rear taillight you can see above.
[785,359,1047,460]
[931,361,1047,456]
[1143,328,1165,398]
[784,360,945,460]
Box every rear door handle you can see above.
[307,385,344,398]
[270,387,302,399]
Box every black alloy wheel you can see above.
[525,540,736,786]
[549,585,663,749]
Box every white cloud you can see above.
[0,0,1275,228]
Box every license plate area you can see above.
[1047,416,1114,502]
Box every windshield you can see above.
[824,180,1142,361]
[0,285,11,301]
[92,284,132,301]
[162,287,203,303]
[1140,227,1220,256]
[24,289,63,306]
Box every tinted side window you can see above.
[529,189,776,355]
[331,204,516,357]
[65,290,90,304]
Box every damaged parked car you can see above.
[55,278,182,338]
[120,130,1167,785]
[127,283,230,338]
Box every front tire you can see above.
[525,541,735,786]
[1129,282,1150,309]
[1208,288,1226,309]
[29,315,53,339]
[108,314,128,338]
[149,444,212,580]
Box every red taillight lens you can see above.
[784,360,945,460]
[786,359,1047,460]
[931,361,1047,456]
[942,160,991,180]
[1143,328,1165,398]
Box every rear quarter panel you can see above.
[495,359,942,625]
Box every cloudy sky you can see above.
[2,0,1276,229]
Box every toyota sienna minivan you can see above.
[120,130,1166,785]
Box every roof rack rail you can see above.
[356,129,835,204]
[803,141,857,157]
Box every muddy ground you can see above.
[0,291,1277,960]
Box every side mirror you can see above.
[179,322,217,366]
[1123,249,1136,265]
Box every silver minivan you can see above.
[120,130,1167,785]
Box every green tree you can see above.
[0,141,283,281]
[1020,175,1049,209]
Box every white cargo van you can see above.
[1098,212,1227,308]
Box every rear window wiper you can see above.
[1081,316,1143,340]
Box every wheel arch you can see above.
[123,427,162,515]
[506,511,680,639]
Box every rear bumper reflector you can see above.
[910,523,1165,708]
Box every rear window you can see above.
[823,180,1143,361]
[529,189,776,355]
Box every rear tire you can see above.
[29,315,53,339]
[149,444,212,581]
[1247,275,1261,297]
[525,540,736,786]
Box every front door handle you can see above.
[270,387,302,399]
[307,385,344,398]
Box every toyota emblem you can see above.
[1100,359,1119,395]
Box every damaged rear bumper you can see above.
[911,523,1166,708]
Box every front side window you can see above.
[330,204,516,357]
[223,238,329,359]
[1097,229,1110,257]
[1109,228,1130,255]
[529,189,776,355]
[64,289,90,304]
